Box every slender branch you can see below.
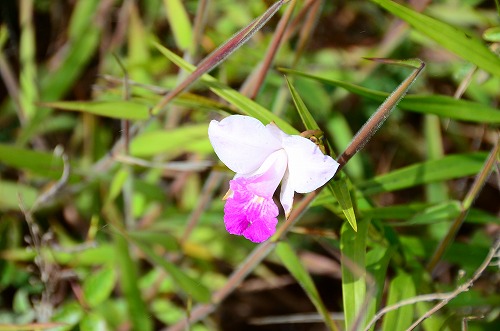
[427,139,500,273]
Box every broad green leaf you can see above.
[282,69,500,124]
[42,101,150,120]
[0,144,69,180]
[130,124,209,156]
[371,0,500,77]
[483,27,500,42]
[341,219,372,330]
[80,313,109,331]
[83,266,117,308]
[359,152,488,195]
[275,242,337,331]
[51,301,84,331]
[381,272,416,331]
[154,43,297,134]
[163,0,193,51]
[0,180,37,211]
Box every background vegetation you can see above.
[0,0,499,330]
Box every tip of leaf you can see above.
[363,57,425,70]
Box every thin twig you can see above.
[407,239,500,331]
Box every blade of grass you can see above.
[341,218,371,331]
[359,152,488,195]
[371,0,500,77]
[381,272,416,331]
[280,69,500,124]
[103,203,153,331]
[41,100,150,120]
[275,242,338,331]
[163,0,193,51]
[19,0,37,121]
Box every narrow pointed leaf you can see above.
[381,272,416,331]
[130,124,210,157]
[286,76,356,230]
[42,101,150,120]
[359,152,488,195]
[341,219,371,330]
[330,179,357,231]
[163,0,193,50]
[371,0,500,77]
[281,69,500,124]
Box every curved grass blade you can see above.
[359,152,488,195]
[41,101,150,120]
[281,69,500,124]
[371,0,500,77]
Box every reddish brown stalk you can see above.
[336,59,425,167]
[151,0,290,115]
[242,0,296,99]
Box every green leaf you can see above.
[0,180,37,211]
[130,124,209,157]
[0,144,68,180]
[285,76,355,230]
[154,43,297,134]
[163,0,193,51]
[275,242,337,331]
[381,272,416,331]
[285,76,318,131]
[281,69,500,124]
[42,101,150,120]
[359,152,488,195]
[83,266,117,308]
[341,219,372,330]
[330,180,357,231]
[371,0,500,77]
[80,313,109,331]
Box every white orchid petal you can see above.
[283,135,339,193]
[279,170,294,218]
[208,115,282,174]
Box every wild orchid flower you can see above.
[208,115,339,243]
